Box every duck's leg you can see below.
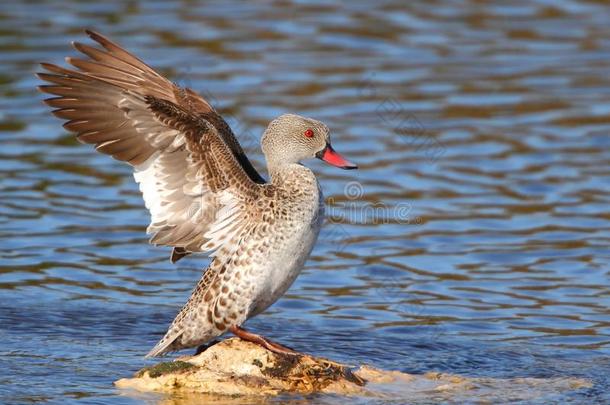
[194,339,219,355]
[229,325,299,356]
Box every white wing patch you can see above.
[201,190,249,257]
[133,150,217,250]
[133,152,167,231]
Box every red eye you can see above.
[304,128,314,138]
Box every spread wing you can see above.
[37,30,267,262]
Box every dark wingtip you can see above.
[38,62,59,75]
[71,41,83,52]
[34,73,52,91]
[37,84,60,95]
[85,29,106,45]
[38,63,68,76]
[72,41,87,53]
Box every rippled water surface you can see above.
[1,0,610,403]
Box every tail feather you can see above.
[145,331,182,358]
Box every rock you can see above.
[115,338,591,403]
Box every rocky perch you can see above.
[116,338,591,403]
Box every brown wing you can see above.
[37,30,266,259]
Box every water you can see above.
[1,0,610,403]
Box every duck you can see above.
[37,30,357,357]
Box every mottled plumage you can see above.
[37,30,356,357]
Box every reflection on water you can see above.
[1,0,610,403]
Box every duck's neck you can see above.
[267,162,315,186]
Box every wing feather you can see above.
[37,30,267,261]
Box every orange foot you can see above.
[229,325,300,356]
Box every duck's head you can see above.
[261,113,357,170]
